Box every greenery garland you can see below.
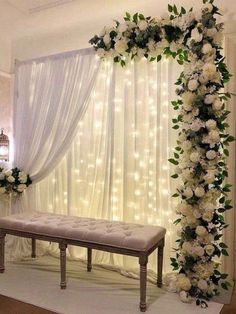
[89,0,234,307]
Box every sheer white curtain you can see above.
[32,58,181,275]
[7,49,100,259]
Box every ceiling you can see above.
[1,0,236,43]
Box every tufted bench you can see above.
[0,212,166,312]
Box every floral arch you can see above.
[89,0,234,307]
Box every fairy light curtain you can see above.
[29,57,181,274]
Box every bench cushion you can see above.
[0,212,166,252]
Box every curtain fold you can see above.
[31,58,181,274]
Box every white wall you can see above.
[0,38,11,74]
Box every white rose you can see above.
[17,184,27,193]
[202,43,212,54]
[194,246,205,257]
[190,151,200,163]
[114,39,128,54]
[190,119,204,132]
[188,79,199,91]
[206,150,217,160]
[118,23,128,33]
[183,187,193,199]
[103,34,111,46]
[182,140,192,151]
[196,226,208,237]
[204,94,215,104]
[179,291,191,303]
[4,170,12,176]
[198,279,208,291]
[212,99,223,111]
[0,173,5,180]
[205,244,215,256]
[0,187,6,194]
[96,48,106,58]
[195,186,205,198]
[206,119,217,130]
[191,28,203,42]
[7,175,15,183]
[138,20,148,31]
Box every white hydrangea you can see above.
[198,279,208,291]
[114,39,128,54]
[190,118,205,132]
[138,20,148,31]
[202,63,217,81]
[181,140,192,150]
[118,23,128,33]
[196,226,208,237]
[202,210,213,222]
[206,119,217,130]
[176,274,192,291]
[212,98,223,111]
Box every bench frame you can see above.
[0,228,164,312]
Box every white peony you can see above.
[7,175,15,183]
[202,43,212,54]
[176,274,192,291]
[206,150,217,160]
[183,187,193,199]
[190,119,204,132]
[205,244,215,256]
[191,28,203,42]
[199,73,209,84]
[103,34,111,46]
[204,94,215,105]
[206,119,217,130]
[208,130,220,143]
[195,186,205,198]
[198,279,208,291]
[202,210,213,222]
[196,226,208,237]
[0,187,6,194]
[188,79,199,91]
[138,20,148,31]
[114,39,128,54]
[202,63,217,80]
[190,151,200,163]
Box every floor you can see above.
[0,290,234,314]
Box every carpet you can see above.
[0,256,225,314]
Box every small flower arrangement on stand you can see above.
[0,167,32,198]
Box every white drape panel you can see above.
[30,58,181,274]
[14,49,100,183]
[7,50,100,259]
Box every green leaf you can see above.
[173,218,181,225]
[133,12,138,23]
[171,174,179,179]
[168,158,179,165]
[139,13,145,20]
[168,4,173,12]
[156,55,162,62]
[219,242,228,249]
[221,249,229,256]
[223,149,229,156]
[172,125,179,130]
[172,193,179,197]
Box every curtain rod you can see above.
[15,47,95,67]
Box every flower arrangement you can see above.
[89,0,234,307]
[0,167,32,197]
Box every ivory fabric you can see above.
[0,212,166,251]
[23,57,181,273]
[13,49,100,184]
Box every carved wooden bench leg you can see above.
[139,254,148,312]
[157,238,164,288]
[87,248,92,272]
[59,242,67,289]
[0,231,5,273]
[31,238,36,258]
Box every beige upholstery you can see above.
[0,213,166,251]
